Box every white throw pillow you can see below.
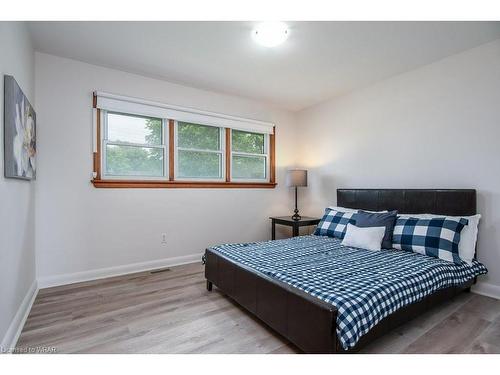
[341,223,386,251]
[398,213,481,264]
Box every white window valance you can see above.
[94,91,275,134]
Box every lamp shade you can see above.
[286,169,307,187]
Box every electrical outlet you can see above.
[161,233,167,244]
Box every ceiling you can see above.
[28,21,500,111]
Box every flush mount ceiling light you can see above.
[252,21,289,47]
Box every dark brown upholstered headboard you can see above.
[337,189,476,216]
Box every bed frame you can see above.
[204,189,477,353]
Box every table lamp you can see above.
[286,169,308,221]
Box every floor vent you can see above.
[150,268,171,274]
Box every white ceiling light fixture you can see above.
[252,21,289,48]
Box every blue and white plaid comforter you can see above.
[209,235,487,349]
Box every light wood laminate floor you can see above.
[17,263,500,354]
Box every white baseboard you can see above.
[1,280,39,352]
[37,252,203,289]
[472,281,500,300]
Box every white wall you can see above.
[296,39,500,294]
[34,53,297,283]
[0,22,37,347]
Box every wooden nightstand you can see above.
[269,216,321,240]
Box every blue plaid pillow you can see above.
[314,208,356,239]
[392,216,468,264]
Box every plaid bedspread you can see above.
[208,235,487,349]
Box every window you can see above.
[176,122,224,180]
[102,112,167,179]
[92,92,276,188]
[231,130,268,181]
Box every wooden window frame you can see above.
[91,97,276,189]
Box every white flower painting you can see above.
[4,75,36,180]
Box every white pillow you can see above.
[398,213,481,264]
[341,223,386,251]
[329,206,387,214]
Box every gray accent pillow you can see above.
[353,210,398,249]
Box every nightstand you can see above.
[269,216,321,240]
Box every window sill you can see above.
[91,179,277,189]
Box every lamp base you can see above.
[291,209,301,221]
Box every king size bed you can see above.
[203,189,487,353]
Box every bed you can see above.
[203,189,487,353]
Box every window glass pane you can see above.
[177,122,220,150]
[232,155,266,180]
[106,144,164,177]
[107,113,162,145]
[232,130,265,154]
[178,150,221,178]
